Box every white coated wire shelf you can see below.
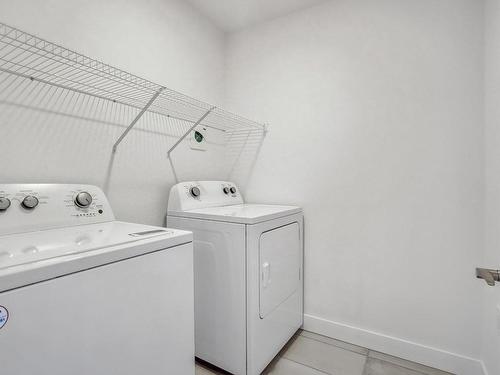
[0,21,266,185]
[0,22,265,135]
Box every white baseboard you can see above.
[303,314,485,375]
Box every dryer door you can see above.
[246,213,303,375]
[259,222,301,318]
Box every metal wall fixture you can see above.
[0,22,266,184]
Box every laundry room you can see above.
[0,1,498,375]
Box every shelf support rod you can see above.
[112,87,165,154]
[167,106,216,157]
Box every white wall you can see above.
[483,1,500,374]
[0,0,226,225]
[224,1,485,373]
[0,1,492,373]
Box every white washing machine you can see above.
[0,184,195,375]
[167,181,304,375]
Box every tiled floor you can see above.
[195,330,454,375]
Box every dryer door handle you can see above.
[262,262,271,288]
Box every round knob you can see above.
[190,186,201,198]
[223,187,230,195]
[75,192,93,208]
[0,197,11,211]
[22,196,39,210]
[230,187,237,194]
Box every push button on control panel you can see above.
[21,195,39,210]
[0,197,11,211]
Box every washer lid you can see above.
[168,204,302,224]
[0,221,192,292]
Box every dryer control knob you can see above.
[190,186,201,198]
[230,187,237,194]
[75,192,93,208]
[22,195,39,210]
[0,197,11,211]
[223,187,230,195]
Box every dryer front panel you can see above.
[167,216,247,375]
[259,222,301,318]
[246,213,304,375]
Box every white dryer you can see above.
[0,184,194,375]
[167,181,303,375]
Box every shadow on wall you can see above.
[0,72,266,214]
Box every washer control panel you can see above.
[0,184,115,235]
[168,181,244,212]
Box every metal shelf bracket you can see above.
[112,87,166,154]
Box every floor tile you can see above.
[300,330,369,356]
[368,352,453,375]
[264,358,329,374]
[363,358,424,375]
[195,363,225,375]
[195,364,214,374]
[282,335,367,375]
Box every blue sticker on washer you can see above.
[0,306,8,330]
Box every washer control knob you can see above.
[0,197,11,211]
[230,187,237,194]
[75,192,93,208]
[22,196,39,210]
[223,187,230,195]
[190,186,201,198]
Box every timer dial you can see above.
[0,197,11,211]
[230,187,237,194]
[22,196,39,209]
[75,192,93,208]
[223,187,230,195]
[190,186,201,198]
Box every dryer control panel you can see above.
[0,184,115,235]
[168,181,244,212]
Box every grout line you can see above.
[367,350,452,375]
[279,356,334,375]
[280,336,368,375]
[298,330,369,356]
[299,329,452,375]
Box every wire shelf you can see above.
[0,23,266,189]
[0,21,265,134]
